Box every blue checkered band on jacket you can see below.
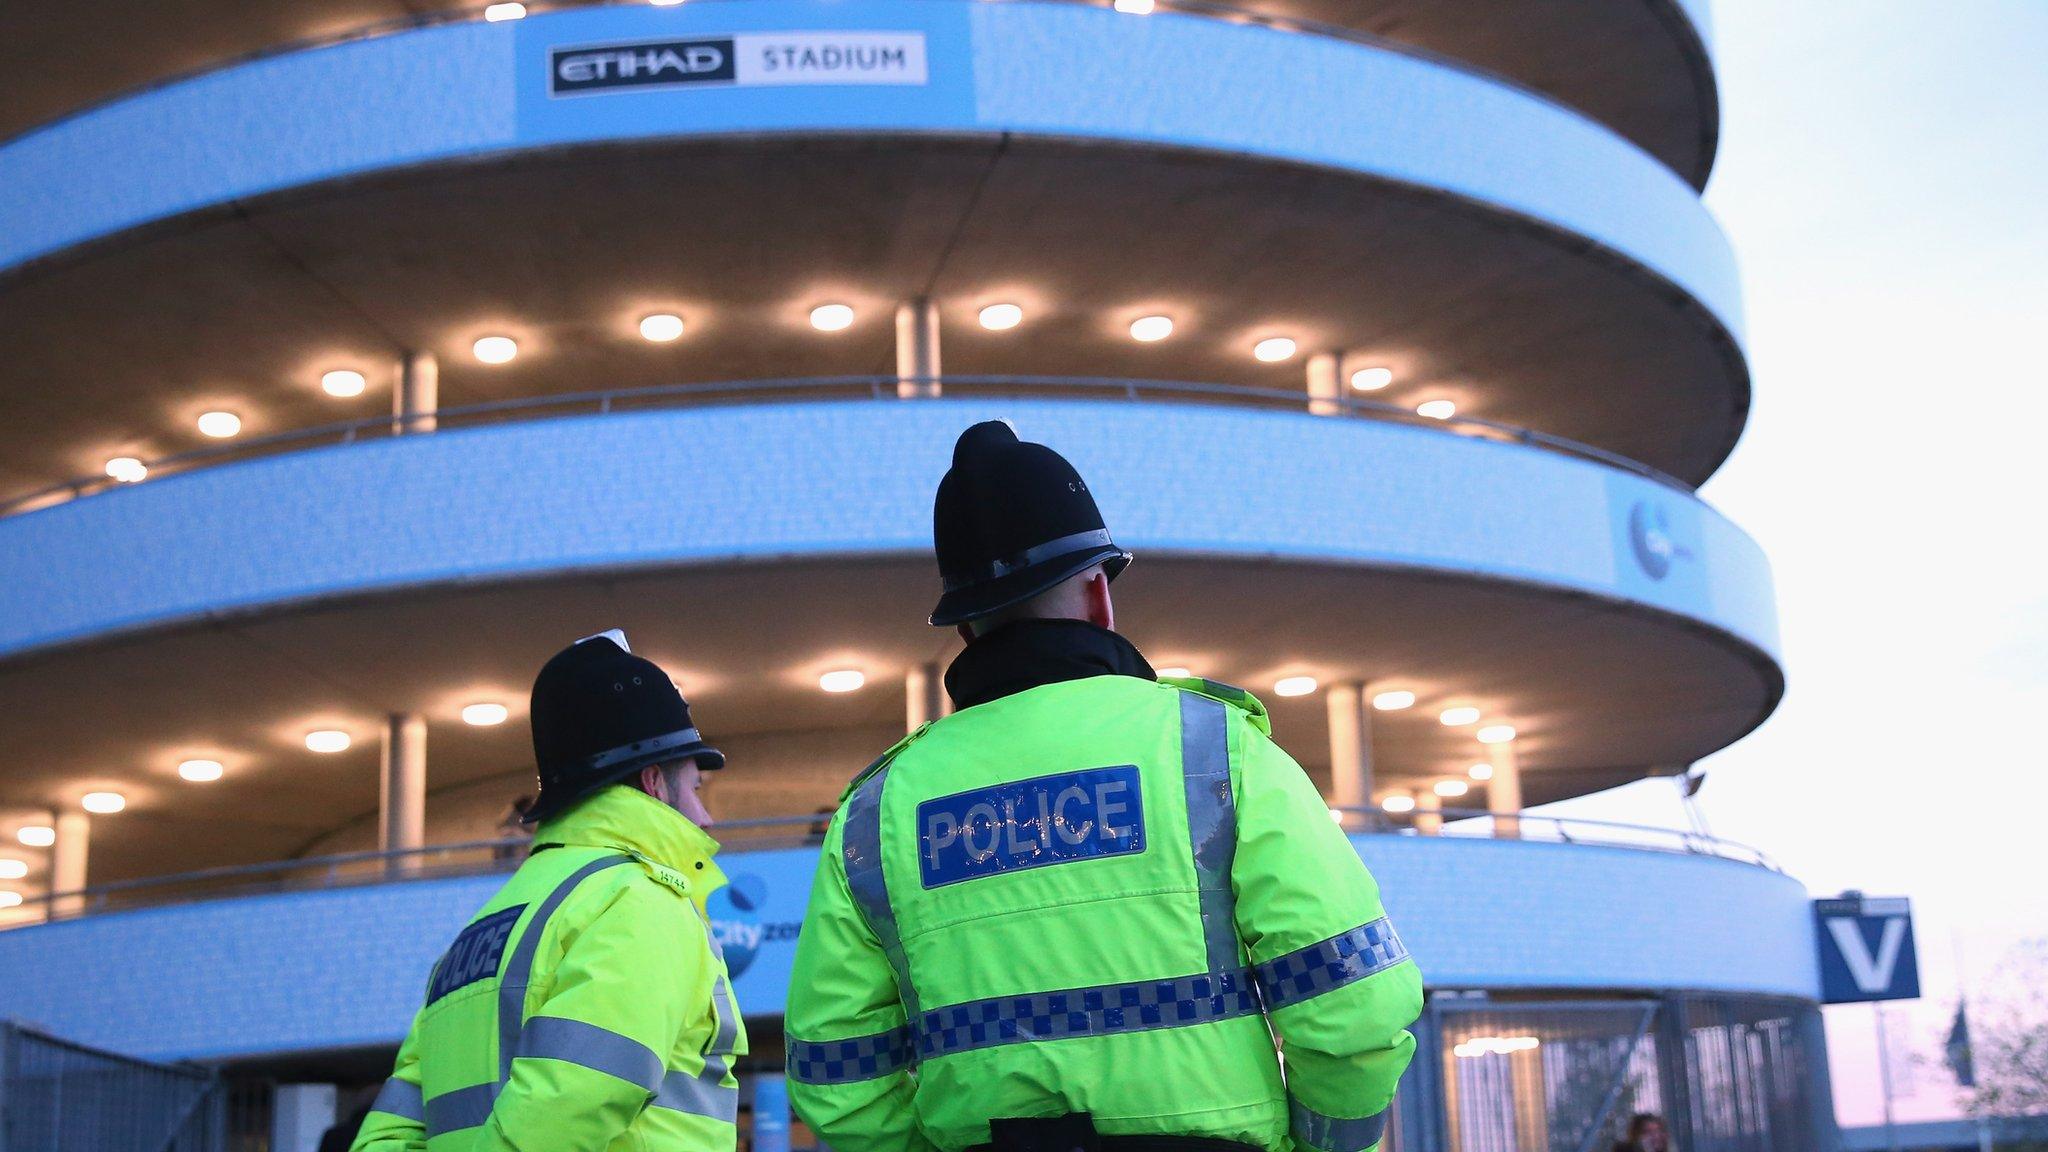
[786,1025,919,1085]
[1254,917,1409,1011]
[917,968,1261,1059]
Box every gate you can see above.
[0,1022,224,1152]
[1398,995,1833,1152]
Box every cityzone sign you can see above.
[550,31,928,95]
[1813,894,1921,1004]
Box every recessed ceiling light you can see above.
[484,2,526,21]
[15,826,54,848]
[321,369,367,397]
[1327,808,1345,823]
[978,303,1023,331]
[1350,367,1394,391]
[178,759,224,783]
[0,860,26,880]
[650,0,685,5]
[1434,779,1469,798]
[1273,675,1318,698]
[1469,762,1494,780]
[809,304,855,332]
[1381,795,1416,813]
[1371,690,1415,711]
[305,730,352,754]
[1439,706,1480,727]
[0,892,21,909]
[1416,399,1457,420]
[1155,666,1191,679]
[819,669,866,693]
[473,336,518,364]
[462,702,510,727]
[1113,0,1155,11]
[639,314,685,342]
[196,411,242,439]
[1253,337,1298,363]
[81,792,126,814]
[104,457,147,484]
[1129,315,1174,342]
[1477,724,1517,745]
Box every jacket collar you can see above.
[944,618,1156,711]
[533,785,726,910]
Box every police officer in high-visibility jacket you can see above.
[786,422,1423,1152]
[353,631,746,1152]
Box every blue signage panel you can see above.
[707,848,816,1017]
[917,765,1147,889]
[1814,895,1920,1003]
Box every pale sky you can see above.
[1537,0,2048,1129]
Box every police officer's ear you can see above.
[1081,569,1115,632]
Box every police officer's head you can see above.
[930,420,1132,642]
[525,630,725,827]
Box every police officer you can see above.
[354,631,746,1151]
[786,422,1423,1152]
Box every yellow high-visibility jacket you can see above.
[353,785,746,1151]
[786,675,1422,1152]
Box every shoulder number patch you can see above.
[917,765,1145,889]
[425,903,527,1006]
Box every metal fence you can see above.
[0,1022,224,1152]
[0,373,1694,517]
[5,808,1777,927]
[1399,995,1834,1152]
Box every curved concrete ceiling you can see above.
[0,555,1780,887]
[0,136,1746,502]
[0,0,1717,185]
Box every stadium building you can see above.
[0,0,1835,1148]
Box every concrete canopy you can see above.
[0,0,1717,185]
[0,136,1745,506]
[0,555,1779,887]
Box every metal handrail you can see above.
[0,373,1692,518]
[1331,804,1783,871]
[2,806,1774,929]
[0,0,1627,157]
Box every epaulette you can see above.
[1158,674,1272,736]
[629,853,694,899]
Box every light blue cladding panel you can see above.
[0,400,1780,662]
[0,837,1816,1063]
[0,0,1739,341]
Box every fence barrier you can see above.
[0,1022,224,1152]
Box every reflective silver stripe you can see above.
[497,854,635,1084]
[587,727,705,770]
[515,1015,663,1092]
[369,1077,423,1123]
[1254,917,1410,1011]
[1179,692,1240,972]
[917,967,1260,1059]
[842,767,920,1022]
[786,1026,919,1084]
[423,1083,496,1138]
[652,1067,741,1122]
[940,527,1118,589]
[1290,1099,1390,1151]
[694,902,742,1092]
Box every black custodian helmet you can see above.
[524,630,724,824]
[929,420,1132,627]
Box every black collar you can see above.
[944,619,1156,711]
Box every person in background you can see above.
[1613,1112,1672,1152]
[492,796,535,863]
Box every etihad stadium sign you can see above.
[550,31,928,95]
